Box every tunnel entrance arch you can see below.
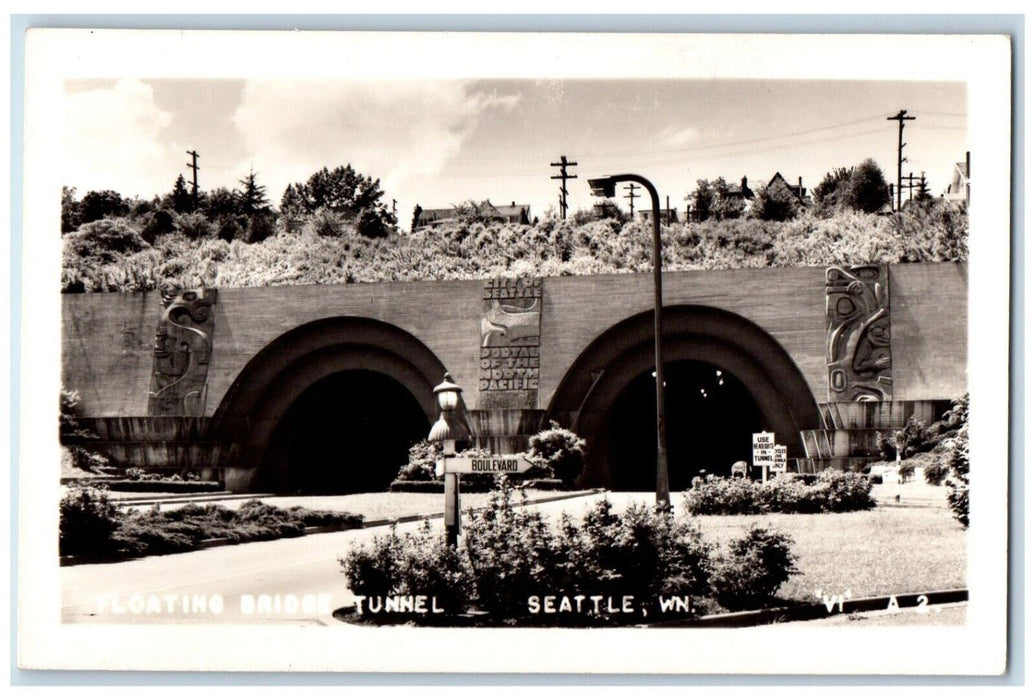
[548,306,822,489]
[212,317,446,494]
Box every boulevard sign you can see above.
[436,454,536,477]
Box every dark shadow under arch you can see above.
[212,317,447,493]
[548,306,822,488]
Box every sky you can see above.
[63,78,967,225]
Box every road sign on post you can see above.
[752,431,775,482]
[773,444,788,473]
[436,454,535,477]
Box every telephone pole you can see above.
[185,150,200,209]
[904,172,918,203]
[551,155,578,219]
[886,110,915,212]
[625,183,640,217]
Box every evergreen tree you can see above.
[164,174,194,214]
[238,168,269,216]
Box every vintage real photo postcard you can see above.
[17,29,1012,674]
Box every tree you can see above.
[846,159,891,214]
[914,174,933,205]
[811,166,854,214]
[61,186,80,233]
[78,190,130,225]
[238,168,270,216]
[163,175,194,214]
[286,164,397,237]
[203,187,240,221]
[750,183,799,222]
[688,179,714,222]
[410,204,423,232]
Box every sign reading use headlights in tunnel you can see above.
[752,431,775,468]
[436,454,535,477]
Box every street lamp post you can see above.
[588,174,670,511]
[428,373,470,546]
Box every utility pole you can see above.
[550,155,578,219]
[904,172,918,203]
[886,110,915,212]
[185,150,200,210]
[625,183,640,218]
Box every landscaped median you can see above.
[335,473,966,628]
[59,488,363,564]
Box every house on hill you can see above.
[413,200,531,230]
[945,152,970,207]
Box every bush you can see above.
[340,523,474,616]
[311,207,346,237]
[63,218,149,265]
[462,477,559,619]
[682,475,761,515]
[60,486,121,556]
[945,396,969,527]
[682,471,874,516]
[175,211,215,240]
[395,440,439,482]
[526,422,586,485]
[711,526,798,610]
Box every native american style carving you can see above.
[148,288,217,416]
[825,265,892,402]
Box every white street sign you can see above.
[752,431,775,467]
[773,444,788,472]
[436,454,536,477]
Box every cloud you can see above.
[655,125,701,148]
[63,79,178,198]
[231,80,520,202]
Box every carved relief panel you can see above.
[478,277,542,409]
[825,265,892,402]
[148,288,217,416]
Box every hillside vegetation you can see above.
[62,205,967,293]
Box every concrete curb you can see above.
[112,492,275,507]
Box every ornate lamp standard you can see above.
[588,174,670,511]
[428,373,470,546]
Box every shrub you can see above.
[682,475,760,515]
[60,486,121,556]
[395,440,439,482]
[682,470,874,516]
[245,211,277,243]
[526,421,586,485]
[895,416,929,458]
[63,218,149,265]
[815,470,875,512]
[463,477,559,619]
[215,215,245,242]
[175,211,215,240]
[340,523,474,616]
[711,526,798,610]
[945,398,969,528]
[924,460,950,485]
[311,207,346,237]
[140,209,175,243]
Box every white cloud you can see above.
[655,125,701,148]
[63,80,178,198]
[231,80,520,203]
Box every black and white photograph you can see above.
[16,28,1012,675]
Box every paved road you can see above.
[61,492,619,625]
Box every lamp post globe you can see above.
[428,372,468,547]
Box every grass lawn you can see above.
[693,506,967,603]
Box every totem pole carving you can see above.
[825,265,892,402]
[148,288,217,416]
